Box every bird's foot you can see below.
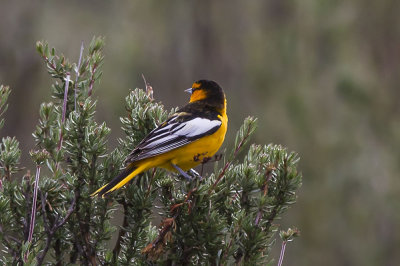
[188,168,203,180]
[171,164,193,181]
[171,164,203,181]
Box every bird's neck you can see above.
[216,98,227,117]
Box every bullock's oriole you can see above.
[92,80,228,197]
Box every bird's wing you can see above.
[125,114,222,163]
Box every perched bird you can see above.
[92,80,228,197]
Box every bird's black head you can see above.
[187,80,225,110]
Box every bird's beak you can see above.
[185,88,193,94]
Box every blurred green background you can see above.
[1,1,399,265]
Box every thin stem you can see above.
[57,72,71,151]
[141,73,153,100]
[74,41,84,111]
[27,165,41,243]
[277,241,287,266]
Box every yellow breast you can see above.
[134,99,228,172]
[168,99,228,170]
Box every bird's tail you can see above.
[91,162,150,198]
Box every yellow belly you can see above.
[135,113,228,172]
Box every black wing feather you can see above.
[125,113,221,164]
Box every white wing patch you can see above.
[127,116,222,162]
[174,117,221,137]
[141,117,221,149]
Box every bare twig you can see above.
[57,73,71,151]
[24,165,41,262]
[141,74,153,100]
[74,41,84,111]
[277,241,287,266]
[277,227,300,266]
[27,165,41,243]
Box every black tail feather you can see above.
[93,165,136,197]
